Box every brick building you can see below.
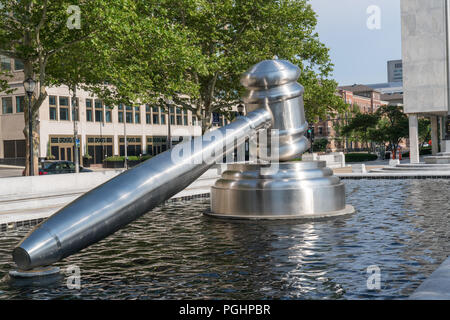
[312,84,390,152]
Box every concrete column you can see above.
[431,116,439,155]
[409,114,420,163]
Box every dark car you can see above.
[22,161,93,176]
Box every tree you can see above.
[312,137,328,152]
[418,118,431,148]
[370,105,409,155]
[340,112,380,150]
[0,0,134,175]
[0,69,14,94]
[156,0,347,133]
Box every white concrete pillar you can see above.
[431,116,439,155]
[409,114,420,163]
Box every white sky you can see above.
[309,0,402,85]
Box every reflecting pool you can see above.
[1,179,450,299]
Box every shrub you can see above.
[104,155,151,162]
[345,153,378,162]
[140,155,152,161]
[104,156,125,162]
[401,147,432,158]
[312,138,328,152]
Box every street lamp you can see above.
[23,77,36,176]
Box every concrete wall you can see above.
[0,170,124,198]
[401,0,450,114]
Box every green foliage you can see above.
[0,69,14,94]
[340,105,412,152]
[158,0,346,131]
[104,155,151,162]
[418,118,431,146]
[402,146,432,158]
[312,138,328,152]
[340,113,380,146]
[345,153,378,163]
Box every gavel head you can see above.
[240,59,309,162]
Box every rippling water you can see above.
[1,179,450,300]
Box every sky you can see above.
[309,0,401,86]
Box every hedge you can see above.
[345,153,378,163]
[401,147,432,158]
[104,155,147,162]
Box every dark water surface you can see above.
[1,179,450,299]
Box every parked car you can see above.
[22,161,93,176]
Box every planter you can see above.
[83,157,92,167]
[127,160,141,168]
[103,160,125,169]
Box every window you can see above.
[14,59,24,71]
[192,116,197,126]
[134,106,140,124]
[126,106,133,123]
[49,96,57,120]
[184,115,188,126]
[3,140,25,158]
[145,105,151,124]
[95,100,103,122]
[0,56,11,71]
[176,115,182,125]
[86,99,93,122]
[170,115,175,125]
[71,97,79,121]
[105,108,112,123]
[16,96,25,113]
[59,97,70,120]
[118,104,124,123]
[153,114,159,124]
[160,114,166,125]
[2,97,13,114]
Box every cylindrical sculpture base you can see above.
[208,161,355,220]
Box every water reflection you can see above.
[0,179,450,299]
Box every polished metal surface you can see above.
[13,108,272,270]
[241,60,309,161]
[209,162,354,219]
[210,60,354,219]
[13,59,352,270]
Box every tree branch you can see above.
[46,31,97,58]
[36,0,48,35]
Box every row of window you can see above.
[48,96,198,126]
[0,55,24,72]
[1,96,25,114]
[1,94,229,127]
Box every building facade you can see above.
[313,85,388,152]
[0,56,233,165]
